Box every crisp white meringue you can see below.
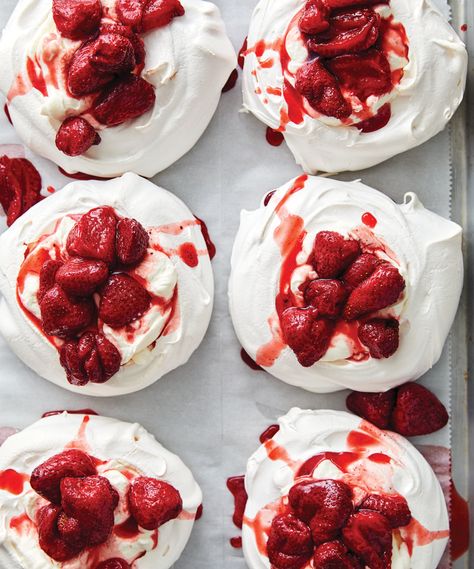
[229,175,463,393]
[0,412,202,569]
[0,0,236,177]
[242,0,467,173]
[243,408,449,569]
[0,173,214,396]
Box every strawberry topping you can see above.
[55,259,109,296]
[38,259,63,303]
[89,33,137,74]
[358,318,399,359]
[361,494,412,528]
[96,560,131,569]
[117,0,185,32]
[67,42,116,98]
[342,253,379,290]
[303,279,348,319]
[267,513,313,569]
[128,477,183,530]
[313,540,363,568]
[116,217,149,265]
[99,273,151,328]
[67,206,117,265]
[346,389,396,430]
[37,504,84,561]
[299,0,330,34]
[31,450,97,504]
[55,117,101,157]
[342,510,392,569]
[312,231,360,279]
[52,0,102,41]
[39,285,95,338]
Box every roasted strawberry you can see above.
[141,0,185,32]
[40,285,95,338]
[391,383,449,437]
[299,0,330,34]
[343,263,405,320]
[67,43,115,98]
[60,332,122,385]
[61,475,119,546]
[327,49,392,102]
[342,253,379,290]
[38,260,63,303]
[307,9,380,58]
[280,307,334,367]
[52,0,102,40]
[357,103,392,133]
[0,156,42,226]
[30,449,96,504]
[325,0,383,7]
[128,477,183,530]
[96,560,131,569]
[266,514,313,569]
[56,259,109,296]
[67,206,117,265]
[312,231,360,279]
[57,511,86,548]
[295,60,352,119]
[92,76,156,127]
[117,0,145,28]
[289,479,353,544]
[342,510,392,569]
[89,33,136,74]
[99,273,151,328]
[358,318,399,359]
[56,117,101,157]
[37,504,84,562]
[313,540,363,569]
[346,389,396,430]
[361,494,411,529]
[116,218,149,265]
[304,279,348,318]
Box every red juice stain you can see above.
[450,481,470,560]
[361,212,377,228]
[369,453,391,464]
[357,104,392,134]
[114,517,140,539]
[461,24,468,32]
[240,347,263,371]
[265,127,284,147]
[26,57,47,97]
[0,469,28,495]
[58,167,110,181]
[178,242,199,267]
[195,215,216,260]
[227,475,248,529]
[4,104,12,125]
[230,536,242,548]
[263,190,276,206]
[297,452,359,477]
[42,409,98,418]
[238,37,248,69]
[195,504,203,520]
[222,69,238,92]
[259,424,280,444]
[347,430,379,450]
[46,186,55,194]
[10,513,30,533]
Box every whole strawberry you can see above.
[116,217,149,265]
[37,504,84,562]
[40,285,95,338]
[361,494,411,528]
[55,117,101,157]
[52,0,102,40]
[38,259,63,303]
[313,540,363,569]
[55,259,109,296]
[346,389,396,430]
[342,510,392,569]
[358,318,399,359]
[99,273,151,328]
[343,253,379,290]
[312,231,360,278]
[304,279,348,318]
[128,477,183,530]
[66,207,117,265]
[266,513,313,569]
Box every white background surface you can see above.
[0,0,468,568]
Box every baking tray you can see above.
[0,0,470,567]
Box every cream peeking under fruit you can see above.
[0,412,202,569]
[0,0,236,177]
[229,175,463,393]
[241,408,449,569]
[242,0,467,173]
[0,173,214,396]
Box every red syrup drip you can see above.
[195,215,216,260]
[265,127,284,147]
[10,513,30,533]
[26,56,47,97]
[347,429,379,451]
[361,212,377,228]
[240,348,263,371]
[368,452,391,464]
[297,452,359,477]
[263,190,276,206]
[42,409,99,418]
[3,104,12,125]
[259,424,280,444]
[230,536,242,548]
[357,103,392,133]
[58,166,111,181]
[227,475,248,529]
[0,469,28,495]
[46,186,55,194]
[195,504,203,520]
[222,69,239,92]
[114,517,140,539]
[461,24,468,32]
[238,37,248,69]
[178,242,199,267]
[450,481,470,560]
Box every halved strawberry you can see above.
[346,389,396,430]
[55,259,109,296]
[312,231,360,279]
[52,0,102,40]
[40,285,95,338]
[358,318,399,359]
[37,504,84,562]
[128,477,183,530]
[38,260,63,303]
[141,0,185,32]
[116,217,149,265]
[342,253,379,290]
[66,207,117,265]
[342,510,392,569]
[56,117,101,157]
[313,540,363,569]
[266,514,313,569]
[361,494,411,529]
[99,273,151,328]
[303,279,348,318]
[299,0,330,34]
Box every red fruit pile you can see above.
[346,382,449,436]
[267,478,411,569]
[52,0,185,156]
[279,230,405,367]
[30,449,182,563]
[0,156,43,226]
[35,206,151,385]
[295,0,400,131]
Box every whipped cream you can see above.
[0,0,236,177]
[0,412,202,569]
[229,175,463,393]
[0,173,214,396]
[242,0,467,173]
[243,408,449,569]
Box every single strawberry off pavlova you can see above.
[229,175,463,393]
[240,408,449,569]
[0,0,235,178]
[0,412,202,568]
[0,173,214,396]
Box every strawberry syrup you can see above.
[240,348,263,371]
[42,409,99,418]
[259,424,280,444]
[265,127,284,147]
[450,482,470,560]
[0,469,28,495]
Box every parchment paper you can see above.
[0,0,466,567]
